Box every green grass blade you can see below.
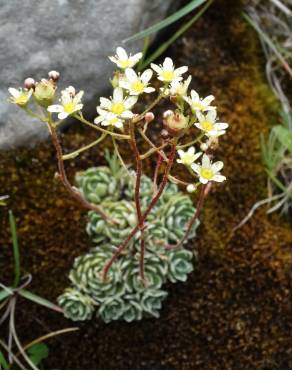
[8,211,20,288]
[138,0,213,71]
[0,289,12,302]
[272,125,292,153]
[243,12,292,78]
[124,0,207,43]
[0,351,10,370]
[18,289,63,313]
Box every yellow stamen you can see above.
[63,102,75,113]
[162,71,175,81]
[192,102,205,111]
[131,81,145,93]
[119,60,130,69]
[14,94,29,106]
[201,168,214,180]
[111,102,125,115]
[201,120,214,131]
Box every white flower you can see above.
[177,146,202,166]
[94,109,124,129]
[47,88,84,119]
[169,75,192,97]
[195,110,228,137]
[151,57,188,83]
[109,47,142,69]
[98,87,137,119]
[119,68,155,95]
[191,154,226,184]
[184,90,216,112]
[8,88,32,106]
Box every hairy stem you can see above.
[167,184,207,249]
[129,122,145,280]
[48,122,114,223]
[102,141,177,280]
[153,152,163,194]
[74,114,130,140]
[62,133,107,160]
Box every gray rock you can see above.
[0,0,171,149]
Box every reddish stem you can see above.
[49,125,112,223]
[130,123,145,280]
[153,152,163,194]
[102,142,177,280]
[167,183,208,250]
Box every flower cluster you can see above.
[8,46,228,325]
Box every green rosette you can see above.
[140,289,168,318]
[159,194,199,245]
[122,252,167,292]
[124,172,154,209]
[158,182,179,204]
[86,200,137,245]
[97,296,126,323]
[122,293,144,322]
[166,249,194,283]
[57,288,94,321]
[76,167,119,204]
[69,249,124,303]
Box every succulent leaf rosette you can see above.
[58,162,200,323]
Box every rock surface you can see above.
[0,0,171,149]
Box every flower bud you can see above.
[48,70,60,81]
[207,137,219,150]
[110,72,122,88]
[163,110,189,136]
[186,184,197,193]
[34,79,56,107]
[170,95,177,104]
[200,142,208,151]
[145,112,154,124]
[161,129,169,139]
[24,78,35,90]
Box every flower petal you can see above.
[151,63,162,74]
[175,66,188,75]
[163,57,174,71]
[202,154,210,168]
[213,175,226,182]
[116,47,128,60]
[125,68,137,82]
[124,96,138,109]
[113,87,123,102]
[202,95,215,106]
[211,161,224,173]
[47,104,64,113]
[121,110,134,118]
[99,97,111,109]
[141,69,153,83]
[58,111,69,120]
[8,88,20,98]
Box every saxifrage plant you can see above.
[8,46,228,322]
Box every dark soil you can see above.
[0,1,291,369]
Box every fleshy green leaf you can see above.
[27,343,49,366]
[18,289,63,313]
[124,0,208,43]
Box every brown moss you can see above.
[0,1,291,369]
